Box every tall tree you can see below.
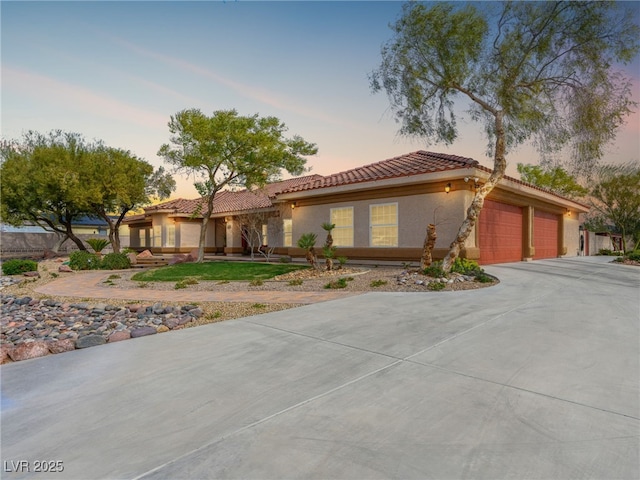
[587,163,640,252]
[88,147,175,253]
[158,108,317,262]
[0,131,95,251]
[371,1,638,271]
[517,163,587,199]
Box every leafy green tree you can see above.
[371,1,638,271]
[0,131,95,251]
[587,163,640,252]
[158,108,317,262]
[517,164,587,199]
[87,146,175,253]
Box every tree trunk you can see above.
[326,257,333,271]
[52,233,69,253]
[306,247,318,269]
[442,112,507,272]
[420,224,437,269]
[197,195,216,263]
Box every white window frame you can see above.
[369,202,398,247]
[165,224,176,248]
[330,207,354,247]
[261,224,268,246]
[152,226,162,248]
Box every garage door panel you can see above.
[534,210,558,259]
[479,200,523,264]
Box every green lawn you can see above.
[131,261,308,282]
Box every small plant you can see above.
[2,259,38,275]
[103,280,115,285]
[423,261,446,278]
[370,279,388,288]
[249,279,264,287]
[427,281,446,291]
[321,222,336,249]
[337,256,348,267]
[279,256,291,263]
[50,272,59,278]
[107,274,121,280]
[402,262,413,270]
[475,272,494,283]
[137,282,149,288]
[205,311,222,320]
[216,280,230,285]
[288,279,303,286]
[252,303,266,309]
[69,251,100,270]
[323,245,337,271]
[175,277,199,289]
[86,238,111,255]
[324,277,352,289]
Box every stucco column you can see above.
[523,206,535,261]
[224,217,243,256]
[558,213,567,256]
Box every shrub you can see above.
[69,251,100,270]
[2,259,38,275]
[279,256,291,263]
[337,256,348,266]
[450,258,482,275]
[423,261,446,278]
[252,303,266,309]
[288,279,303,286]
[370,279,388,288]
[100,253,131,270]
[249,279,264,287]
[598,248,622,256]
[625,251,640,262]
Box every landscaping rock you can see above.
[108,331,131,343]
[137,249,153,259]
[130,326,157,338]
[76,335,106,349]
[58,265,73,273]
[127,252,138,265]
[48,339,76,354]
[9,341,50,361]
[23,271,41,278]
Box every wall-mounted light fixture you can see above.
[566,208,571,217]
[444,183,452,194]
[291,201,297,210]
[464,177,480,190]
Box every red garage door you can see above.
[534,210,559,259]
[479,200,523,264]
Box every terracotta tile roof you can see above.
[282,151,479,193]
[142,175,323,217]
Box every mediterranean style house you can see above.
[124,151,589,264]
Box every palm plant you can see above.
[323,245,337,271]
[297,233,318,269]
[86,238,111,256]
[321,222,335,249]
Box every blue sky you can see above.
[2,0,639,199]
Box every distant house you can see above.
[124,151,590,264]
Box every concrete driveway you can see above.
[1,256,638,479]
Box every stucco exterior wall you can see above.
[291,190,468,250]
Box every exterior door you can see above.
[479,200,523,264]
[533,210,559,259]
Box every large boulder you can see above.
[136,249,153,259]
[127,252,138,265]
